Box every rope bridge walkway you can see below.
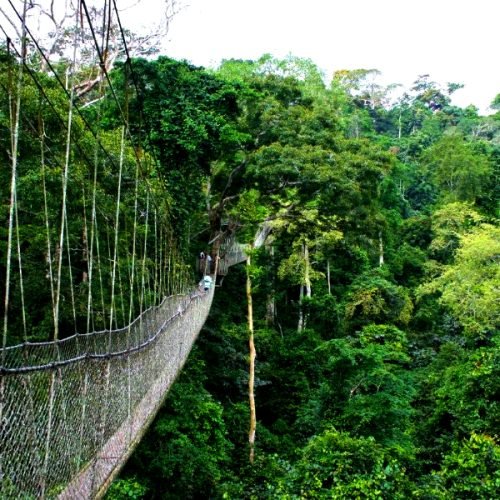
[1,287,215,499]
[0,1,247,497]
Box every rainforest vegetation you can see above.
[1,46,498,498]
[102,55,499,499]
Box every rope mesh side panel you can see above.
[218,236,247,275]
[0,3,243,497]
[0,287,214,499]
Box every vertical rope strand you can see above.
[85,79,106,333]
[81,180,92,330]
[87,150,100,332]
[127,153,140,326]
[65,212,78,333]
[39,114,57,332]
[154,209,159,304]
[54,4,80,340]
[3,0,27,351]
[158,226,164,299]
[117,259,126,328]
[94,215,107,331]
[14,191,27,340]
[109,126,126,331]
[166,247,171,297]
[139,191,150,314]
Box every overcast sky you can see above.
[127,0,500,113]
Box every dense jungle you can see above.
[102,55,499,498]
[1,46,498,498]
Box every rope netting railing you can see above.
[1,289,209,374]
[218,235,247,275]
[0,286,214,498]
[0,1,218,497]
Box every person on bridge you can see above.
[202,275,212,292]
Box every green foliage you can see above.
[105,478,148,499]
[274,430,412,498]
[418,338,499,443]
[428,202,483,262]
[117,57,244,242]
[8,43,497,496]
[418,224,500,336]
[417,434,500,499]
[124,355,232,498]
[389,242,427,287]
[422,133,493,202]
[304,325,415,449]
[344,271,413,329]
[218,453,291,499]
[437,433,500,498]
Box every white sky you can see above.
[124,0,499,113]
[1,1,497,112]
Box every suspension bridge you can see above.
[0,1,246,497]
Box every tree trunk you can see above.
[265,246,275,325]
[304,243,311,299]
[378,230,384,267]
[398,107,402,140]
[297,284,304,333]
[82,224,88,283]
[298,242,311,332]
[246,255,256,464]
[327,259,331,295]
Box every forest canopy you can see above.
[100,54,499,499]
[0,42,498,497]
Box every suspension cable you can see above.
[109,125,126,330]
[139,190,150,314]
[53,2,80,340]
[39,111,57,331]
[64,211,78,333]
[5,0,140,189]
[2,1,27,351]
[14,190,27,340]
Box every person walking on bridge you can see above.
[202,275,212,292]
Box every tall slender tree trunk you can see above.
[378,230,384,267]
[398,107,402,140]
[305,243,311,299]
[246,255,256,464]
[265,246,275,325]
[298,242,311,332]
[327,259,331,295]
[82,224,88,282]
[298,283,304,333]
[266,292,276,325]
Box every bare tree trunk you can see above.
[378,230,384,267]
[327,259,331,295]
[305,243,311,299]
[265,293,275,325]
[82,223,88,283]
[246,255,256,464]
[298,242,311,332]
[398,107,402,140]
[297,284,304,333]
[265,246,275,325]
